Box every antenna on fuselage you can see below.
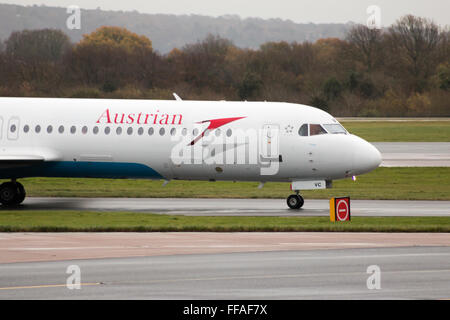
[173,93,182,101]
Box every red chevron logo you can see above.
[189,117,246,145]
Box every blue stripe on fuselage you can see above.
[0,161,164,179]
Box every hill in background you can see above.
[0,3,353,53]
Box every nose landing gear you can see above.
[0,181,26,206]
[287,192,304,209]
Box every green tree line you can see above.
[0,15,448,116]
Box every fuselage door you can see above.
[259,124,281,176]
[7,117,20,141]
[260,124,280,160]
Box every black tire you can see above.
[0,182,19,206]
[15,182,26,205]
[287,194,304,210]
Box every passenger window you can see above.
[226,129,232,137]
[47,125,53,134]
[148,127,154,136]
[138,127,144,135]
[298,124,308,136]
[58,126,64,134]
[116,127,122,135]
[159,128,165,136]
[82,126,88,134]
[127,127,133,135]
[35,125,41,133]
[70,126,76,134]
[309,124,327,136]
[23,125,30,133]
[10,124,17,133]
[170,128,176,136]
[105,127,111,135]
[93,126,99,135]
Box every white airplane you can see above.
[0,96,381,209]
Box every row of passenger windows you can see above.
[14,124,234,137]
[10,123,346,137]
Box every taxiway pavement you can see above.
[17,198,450,217]
[0,239,448,299]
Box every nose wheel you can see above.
[287,194,304,209]
[0,181,26,206]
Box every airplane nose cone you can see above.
[352,137,382,175]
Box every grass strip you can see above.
[0,211,449,233]
[341,121,450,142]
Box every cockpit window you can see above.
[298,124,308,136]
[323,124,347,134]
[309,124,327,136]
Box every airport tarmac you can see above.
[373,142,450,167]
[0,232,449,299]
[18,197,450,217]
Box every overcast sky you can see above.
[2,0,449,26]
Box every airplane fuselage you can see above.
[0,97,382,208]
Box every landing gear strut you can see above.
[287,191,304,210]
[0,181,26,206]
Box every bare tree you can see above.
[5,29,71,63]
[4,29,71,84]
[346,24,383,72]
[388,15,441,81]
[178,34,234,89]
